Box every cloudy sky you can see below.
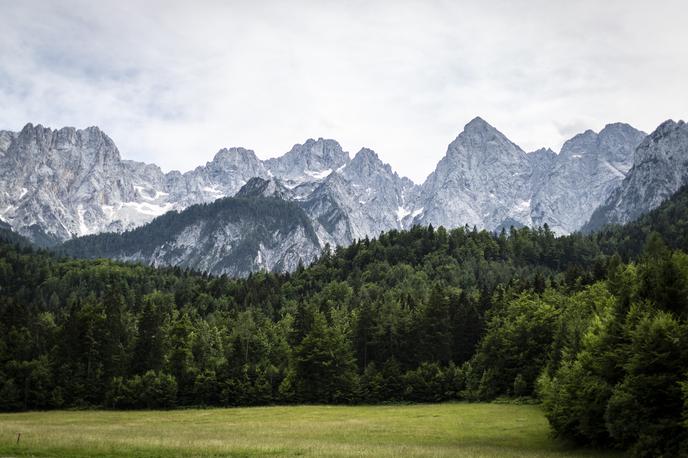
[1,0,686,183]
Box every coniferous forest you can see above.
[2,187,688,456]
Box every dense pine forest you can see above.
[2,187,688,456]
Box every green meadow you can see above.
[0,403,620,457]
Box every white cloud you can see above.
[0,0,686,183]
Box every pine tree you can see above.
[132,292,171,374]
[293,311,358,403]
[418,285,452,364]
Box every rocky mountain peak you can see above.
[635,119,687,162]
[457,117,521,150]
[528,147,556,161]
[1,116,680,277]
[463,116,493,134]
[601,122,640,133]
[414,118,532,231]
[529,122,645,234]
[448,117,526,163]
[236,177,291,199]
[596,123,647,170]
[292,138,347,165]
[584,119,688,231]
[202,147,267,180]
[11,123,121,164]
[352,147,378,161]
[559,129,598,157]
[212,147,261,165]
[18,122,45,140]
[299,138,345,159]
[345,148,393,178]
[652,119,682,137]
[0,123,134,242]
[597,124,641,146]
[180,147,269,204]
[556,124,643,170]
[265,138,349,184]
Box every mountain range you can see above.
[2,117,687,276]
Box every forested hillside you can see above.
[58,196,322,277]
[2,188,688,456]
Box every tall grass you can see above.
[0,403,621,457]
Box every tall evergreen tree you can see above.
[418,285,452,364]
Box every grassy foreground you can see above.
[0,403,620,457]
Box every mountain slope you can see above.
[3,117,680,277]
[0,125,354,245]
[530,123,646,234]
[0,124,143,243]
[593,184,688,258]
[60,196,321,277]
[302,148,417,247]
[585,120,688,231]
[527,147,557,187]
[413,117,534,231]
[264,138,349,186]
[410,118,645,234]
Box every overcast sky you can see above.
[1,0,686,183]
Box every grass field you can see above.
[0,403,620,457]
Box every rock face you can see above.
[408,118,645,234]
[585,120,688,231]
[302,148,417,247]
[235,177,293,200]
[175,147,271,207]
[0,124,141,243]
[527,148,557,192]
[0,123,417,274]
[530,123,646,234]
[0,125,343,245]
[4,117,685,276]
[60,196,322,277]
[412,117,534,230]
[265,138,349,187]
